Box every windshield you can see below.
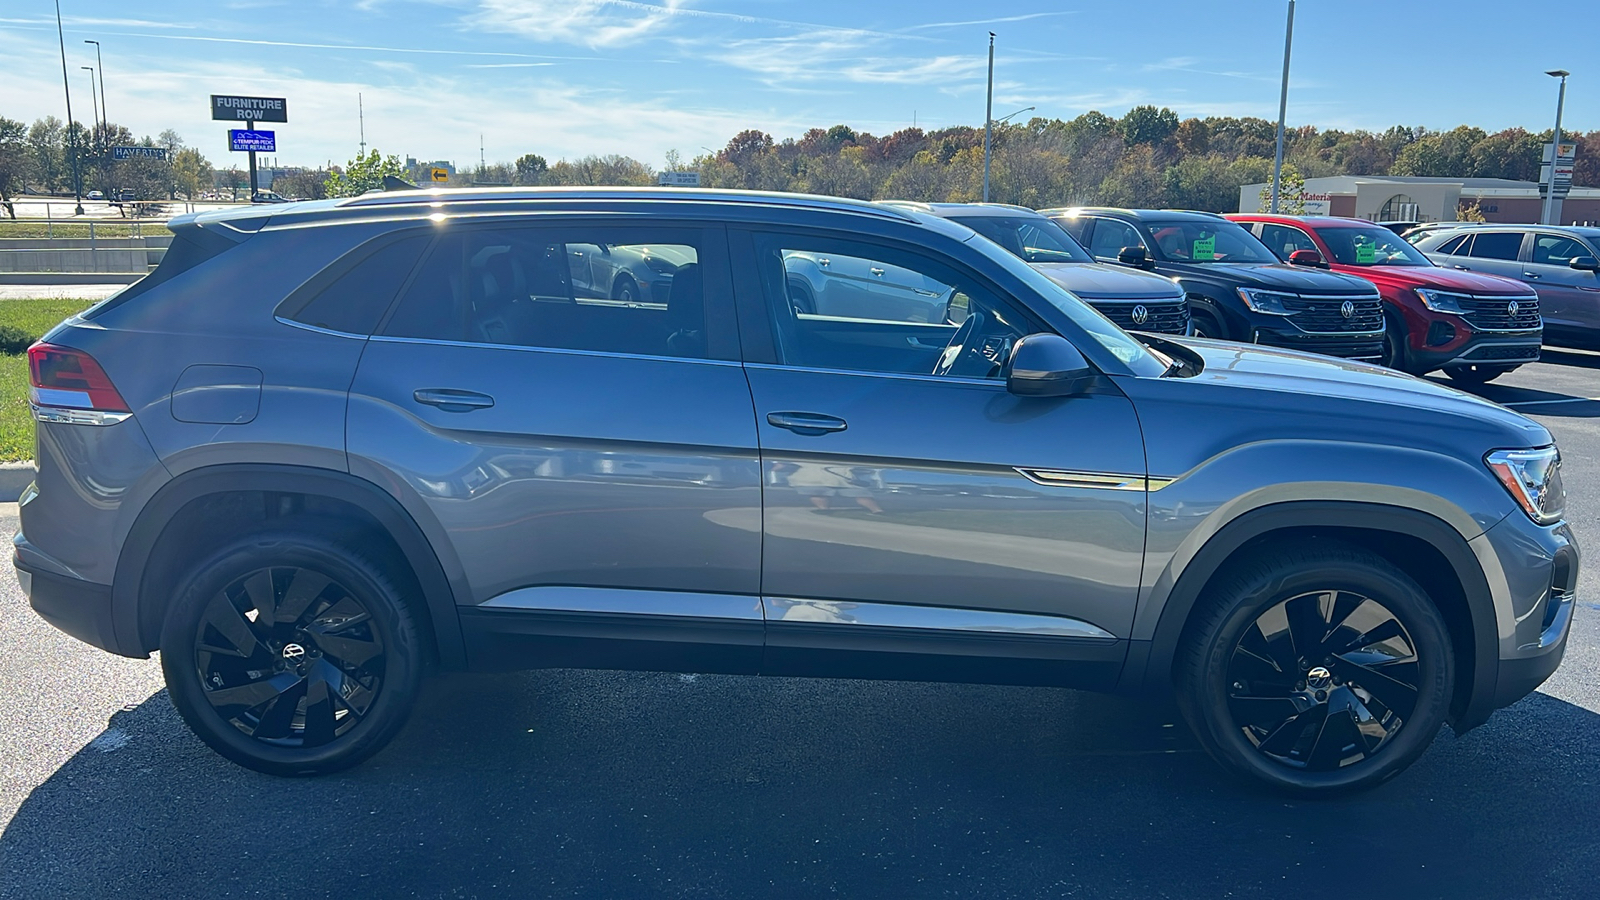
[1144,220,1278,264]
[950,215,1093,264]
[1319,226,1433,267]
[959,233,1166,377]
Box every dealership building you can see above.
[1237,174,1600,224]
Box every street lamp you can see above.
[84,40,107,131]
[983,105,1035,204]
[80,67,100,139]
[1269,0,1296,213]
[1540,69,1570,226]
[53,0,83,214]
[983,33,995,202]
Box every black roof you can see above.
[1038,207,1229,223]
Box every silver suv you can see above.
[16,188,1577,794]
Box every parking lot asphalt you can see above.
[1,352,1597,900]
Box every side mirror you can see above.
[1570,256,1599,272]
[1288,249,1328,269]
[1004,334,1096,398]
[1117,246,1153,269]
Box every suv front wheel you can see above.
[160,526,424,775]
[1176,540,1453,795]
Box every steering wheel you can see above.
[932,311,987,377]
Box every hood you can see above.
[1337,264,1534,295]
[1165,336,1550,447]
[1029,262,1183,300]
[1160,260,1376,293]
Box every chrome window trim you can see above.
[742,361,1003,388]
[365,334,744,367]
[765,597,1117,641]
[274,316,368,339]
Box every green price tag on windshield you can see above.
[1355,243,1378,264]
[1192,236,1216,260]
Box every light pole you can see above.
[983,106,1035,204]
[54,0,83,214]
[1540,69,1570,226]
[84,40,107,131]
[81,67,100,138]
[983,32,995,202]
[1269,0,1295,213]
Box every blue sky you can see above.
[5,1,1592,171]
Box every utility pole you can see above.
[480,134,486,172]
[1540,70,1570,226]
[54,0,83,215]
[358,93,366,157]
[983,32,995,203]
[85,40,107,130]
[1269,0,1295,213]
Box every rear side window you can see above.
[381,225,708,359]
[1466,232,1523,261]
[285,234,431,334]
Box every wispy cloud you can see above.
[59,30,599,60]
[463,62,560,68]
[1141,56,1273,82]
[904,12,1075,31]
[702,29,985,89]
[0,16,198,29]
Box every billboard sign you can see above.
[211,95,288,122]
[229,129,277,153]
[658,171,700,187]
[111,146,168,161]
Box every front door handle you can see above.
[1524,272,1542,279]
[414,388,495,412]
[1452,264,1471,270]
[767,411,847,435]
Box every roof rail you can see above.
[339,186,920,222]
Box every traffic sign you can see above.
[211,95,288,123]
[229,129,277,153]
[430,167,450,183]
[112,146,168,161]
[658,171,700,187]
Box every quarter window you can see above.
[286,233,431,335]
[382,226,708,359]
[751,233,1027,379]
[1465,232,1523,261]
[1432,234,1470,255]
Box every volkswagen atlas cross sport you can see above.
[1229,214,1543,384]
[878,202,1191,336]
[16,188,1577,795]
[1044,208,1387,362]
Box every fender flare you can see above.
[1132,501,1498,729]
[110,463,468,669]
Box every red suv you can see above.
[1228,215,1542,384]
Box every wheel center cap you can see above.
[1306,666,1333,690]
[282,643,307,661]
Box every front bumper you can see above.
[1250,325,1385,361]
[1469,514,1580,720]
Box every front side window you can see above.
[1465,232,1523,261]
[1257,224,1319,260]
[1087,218,1145,259]
[753,233,1027,379]
[382,225,707,359]
[1532,234,1591,266]
[1142,220,1279,263]
[1317,226,1433,267]
[949,215,1092,264]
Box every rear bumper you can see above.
[15,555,124,655]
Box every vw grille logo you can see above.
[1340,300,1355,319]
[1508,300,1520,317]
[1130,305,1150,325]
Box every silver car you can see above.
[16,187,1577,795]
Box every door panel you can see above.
[1525,233,1600,333]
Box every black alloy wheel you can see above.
[162,528,423,775]
[194,565,385,748]
[612,276,638,303]
[1226,590,1418,771]
[1379,315,1410,372]
[1176,540,1452,795]
[1189,307,1224,340]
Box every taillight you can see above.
[28,342,131,425]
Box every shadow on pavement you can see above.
[1,670,1595,899]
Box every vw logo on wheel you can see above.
[1130,304,1150,325]
[1340,300,1355,319]
[281,643,307,660]
[1508,300,1520,317]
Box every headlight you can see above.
[1416,288,1466,314]
[1486,447,1565,524]
[1236,288,1296,315]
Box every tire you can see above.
[1175,540,1454,795]
[787,278,816,315]
[611,275,638,304]
[160,526,425,776]
[1444,364,1516,385]
[1189,307,1225,340]
[1380,315,1414,373]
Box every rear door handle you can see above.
[414,388,495,412]
[766,411,848,435]
[1523,272,1542,279]
[1452,264,1471,270]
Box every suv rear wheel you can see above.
[1176,541,1453,795]
[160,526,424,776]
